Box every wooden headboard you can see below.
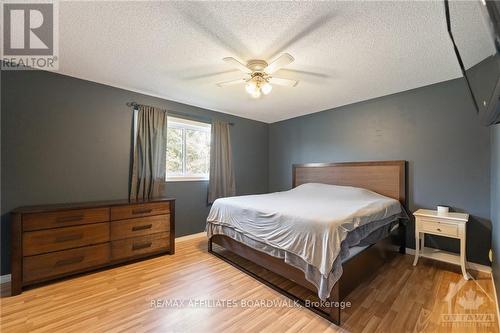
[292,160,407,205]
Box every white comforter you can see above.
[207,183,402,277]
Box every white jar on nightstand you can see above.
[412,208,469,280]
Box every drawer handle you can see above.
[55,256,84,266]
[437,228,442,232]
[57,215,84,223]
[132,208,153,215]
[55,233,83,242]
[132,242,152,251]
[132,224,153,231]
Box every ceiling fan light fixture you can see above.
[245,82,257,94]
[261,82,272,95]
[251,90,262,99]
[219,54,298,98]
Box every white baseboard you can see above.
[405,247,492,273]
[1,274,11,284]
[468,262,493,274]
[175,232,206,242]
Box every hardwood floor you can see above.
[1,235,498,333]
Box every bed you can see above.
[207,160,408,325]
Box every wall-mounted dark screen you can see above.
[448,0,500,126]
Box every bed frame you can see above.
[208,160,408,325]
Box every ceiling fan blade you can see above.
[184,69,240,80]
[278,69,329,79]
[216,78,247,87]
[264,53,294,74]
[223,57,252,74]
[269,77,298,87]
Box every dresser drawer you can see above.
[23,243,110,283]
[420,219,458,237]
[111,233,169,260]
[23,208,109,231]
[110,202,170,221]
[23,223,110,256]
[110,215,169,241]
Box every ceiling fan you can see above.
[216,53,298,98]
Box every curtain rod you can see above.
[126,102,234,126]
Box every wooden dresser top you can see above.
[12,197,176,214]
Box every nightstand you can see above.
[412,209,469,280]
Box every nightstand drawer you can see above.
[421,220,458,237]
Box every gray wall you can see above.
[1,69,494,275]
[1,70,268,274]
[492,124,500,299]
[268,78,492,265]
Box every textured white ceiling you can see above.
[54,1,488,123]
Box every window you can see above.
[166,116,211,181]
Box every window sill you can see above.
[166,178,209,183]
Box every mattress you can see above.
[343,245,369,262]
[207,220,399,300]
[342,222,399,263]
[206,183,404,299]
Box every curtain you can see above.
[208,120,235,203]
[130,105,168,200]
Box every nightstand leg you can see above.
[460,234,469,280]
[413,232,420,266]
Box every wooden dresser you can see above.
[10,198,175,295]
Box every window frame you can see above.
[166,116,211,182]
